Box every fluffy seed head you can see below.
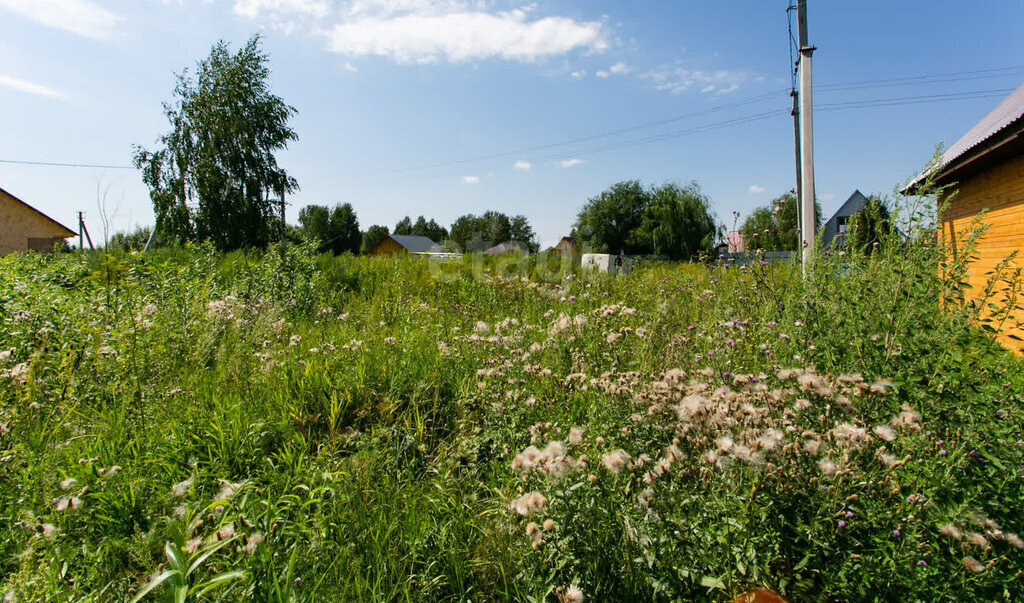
[962,556,985,573]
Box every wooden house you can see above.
[368,234,447,256]
[0,186,75,255]
[549,236,578,256]
[910,82,1024,350]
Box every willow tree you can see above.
[133,35,298,251]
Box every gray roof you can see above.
[482,240,529,255]
[909,82,1024,187]
[821,190,868,249]
[388,234,446,254]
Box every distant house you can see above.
[368,234,447,256]
[0,186,75,255]
[726,230,745,253]
[908,82,1024,350]
[482,240,529,255]
[549,236,578,256]
[821,190,870,249]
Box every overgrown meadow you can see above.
[1,226,1023,601]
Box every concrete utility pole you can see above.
[78,212,94,250]
[791,89,802,220]
[796,0,816,274]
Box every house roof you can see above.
[908,83,1024,188]
[0,186,76,237]
[388,234,446,254]
[482,240,529,255]
[821,190,868,249]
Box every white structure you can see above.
[581,253,631,275]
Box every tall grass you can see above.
[0,212,1022,601]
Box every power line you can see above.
[817,65,1024,91]
[3,66,1022,174]
[0,158,135,169]
[388,88,791,173]
[816,88,1014,110]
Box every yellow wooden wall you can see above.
[941,153,1024,351]
[368,237,406,256]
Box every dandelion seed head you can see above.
[565,584,585,603]
[962,556,985,573]
[511,491,548,516]
[602,449,630,474]
[939,524,963,540]
[966,532,988,548]
[873,425,897,442]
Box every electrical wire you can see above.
[1,68,1021,173]
[0,158,135,169]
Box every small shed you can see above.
[581,253,631,275]
[368,234,447,256]
[908,82,1024,351]
[482,241,529,255]
[821,190,869,249]
[1,186,75,255]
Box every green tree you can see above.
[572,180,648,254]
[480,210,511,245]
[361,224,390,254]
[410,216,448,242]
[845,195,893,255]
[394,216,413,236]
[509,215,539,252]
[631,182,717,260]
[449,214,481,252]
[572,180,715,258]
[298,203,361,255]
[133,35,298,251]
[740,193,822,251]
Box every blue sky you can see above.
[1,0,1022,247]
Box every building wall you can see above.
[0,190,73,255]
[550,238,577,256]
[941,153,1024,351]
[368,237,406,256]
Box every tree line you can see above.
[128,35,892,258]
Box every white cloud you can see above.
[233,0,329,19]
[0,74,70,101]
[570,70,586,80]
[462,175,480,184]
[596,60,628,79]
[343,62,359,72]
[821,192,836,201]
[513,160,531,171]
[0,0,122,40]
[608,61,629,75]
[324,7,607,64]
[748,184,765,194]
[640,67,751,95]
[560,158,585,168]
